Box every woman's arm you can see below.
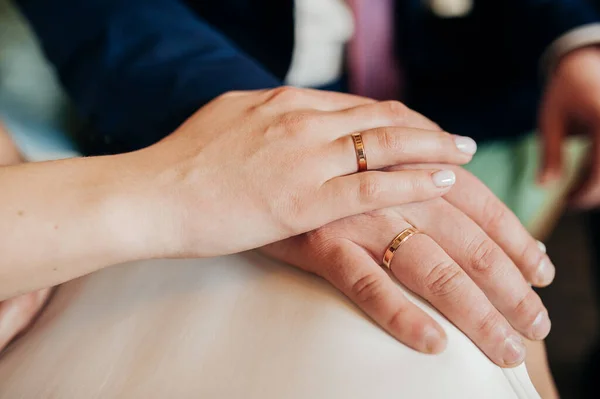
[0,151,156,299]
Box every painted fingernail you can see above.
[454,136,478,155]
[531,311,551,340]
[535,258,556,286]
[423,325,445,354]
[503,334,526,366]
[432,170,456,187]
[537,240,547,254]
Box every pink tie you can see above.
[347,0,402,100]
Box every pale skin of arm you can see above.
[0,147,159,299]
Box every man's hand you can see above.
[263,166,553,368]
[539,46,600,208]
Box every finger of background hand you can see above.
[318,169,456,222]
[570,128,600,208]
[330,127,476,175]
[401,199,551,341]
[538,95,566,184]
[320,239,446,354]
[324,101,442,138]
[257,86,376,112]
[389,232,527,367]
[440,167,555,287]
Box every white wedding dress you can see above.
[0,253,540,398]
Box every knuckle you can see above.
[358,175,384,205]
[387,304,411,333]
[277,111,317,135]
[513,290,542,322]
[424,261,464,297]
[377,127,405,152]
[480,197,509,232]
[384,101,409,120]
[475,309,502,337]
[351,273,386,305]
[467,238,503,273]
[219,90,243,99]
[305,226,340,255]
[266,86,302,104]
[518,241,545,277]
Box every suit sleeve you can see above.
[16,0,281,154]
[507,0,600,65]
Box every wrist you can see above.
[93,150,175,263]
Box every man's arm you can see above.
[16,0,281,154]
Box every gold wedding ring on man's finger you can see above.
[382,227,420,269]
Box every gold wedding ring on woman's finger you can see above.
[382,227,421,269]
[351,133,368,172]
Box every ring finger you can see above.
[329,127,477,175]
[385,224,527,368]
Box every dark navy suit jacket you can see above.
[15,0,600,154]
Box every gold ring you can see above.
[382,227,420,269]
[351,133,368,172]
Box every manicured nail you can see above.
[432,170,456,187]
[531,311,551,340]
[535,258,556,286]
[454,136,478,155]
[537,240,547,254]
[503,334,526,366]
[423,325,445,354]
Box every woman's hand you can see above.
[262,166,553,368]
[0,288,53,353]
[1,88,475,298]
[146,88,477,258]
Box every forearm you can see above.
[0,151,162,299]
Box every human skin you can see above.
[0,88,471,351]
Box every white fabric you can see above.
[285,0,354,87]
[0,253,539,398]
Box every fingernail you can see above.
[531,311,552,340]
[535,258,556,286]
[423,325,445,354]
[432,170,456,187]
[537,240,547,254]
[454,136,478,155]
[503,335,526,366]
